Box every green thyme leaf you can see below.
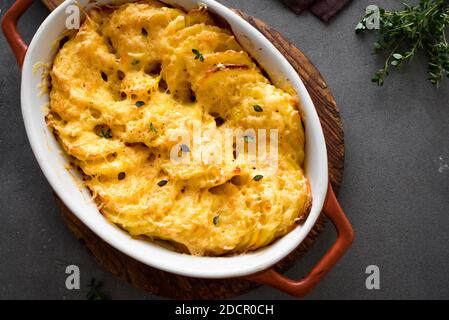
[100,71,108,82]
[192,49,205,62]
[131,59,140,65]
[100,128,112,139]
[149,122,158,133]
[253,175,263,181]
[355,22,365,34]
[213,215,220,225]
[253,105,263,112]
[87,278,108,300]
[135,101,145,107]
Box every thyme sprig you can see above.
[356,0,449,86]
[87,278,108,300]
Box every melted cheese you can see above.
[47,1,311,256]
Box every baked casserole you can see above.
[46,0,311,256]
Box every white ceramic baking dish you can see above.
[2,0,353,297]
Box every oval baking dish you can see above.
[2,0,354,297]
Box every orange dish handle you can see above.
[2,0,35,68]
[247,182,354,297]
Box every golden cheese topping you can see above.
[47,1,311,256]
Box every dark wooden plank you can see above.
[41,0,60,11]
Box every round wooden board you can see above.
[43,1,345,299]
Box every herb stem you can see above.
[356,0,449,86]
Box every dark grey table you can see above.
[1,0,449,300]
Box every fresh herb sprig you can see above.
[356,0,449,87]
[87,278,108,300]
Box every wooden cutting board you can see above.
[41,0,345,299]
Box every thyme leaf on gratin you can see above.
[100,127,112,139]
[149,122,158,133]
[135,101,145,107]
[192,49,205,62]
[253,174,264,181]
[253,104,263,112]
[100,71,108,82]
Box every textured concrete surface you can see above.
[1,0,449,300]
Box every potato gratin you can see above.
[46,1,311,256]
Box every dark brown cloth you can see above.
[281,0,352,22]
[281,0,316,14]
[310,0,352,22]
